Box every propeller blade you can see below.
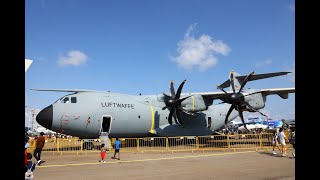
[162,92,170,110]
[238,71,254,93]
[257,111,266,116]
[176,95,191,104]
[168,108,174,125]
[243,102,266,116]
[230,71,235,93]
[175,108,184,127]
[225,104,236,125]
[170,80,175,98]
[163,92,170,98]
[237,105,248,131]
[175,80,186,100]
[217,85,228,94]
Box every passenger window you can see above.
[63,97,69,103]
[71,97,77,103]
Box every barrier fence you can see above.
[26,133,292,155]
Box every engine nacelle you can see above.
[181,94,207,112]
[244,92,265,109]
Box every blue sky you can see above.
[25,0,295,126]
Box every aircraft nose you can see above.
[36,105,53,129]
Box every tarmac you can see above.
[33,149,295,180]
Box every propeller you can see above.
[217,71,255,131]
[162,80,191,127]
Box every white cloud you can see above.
[57,50,88,67]
[289,3,295,13]
[171,23,231,71]
[255,58,272,68]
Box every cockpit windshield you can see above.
[54,96,77,104]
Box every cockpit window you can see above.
[63,97,69,103]
[71,97,77,103]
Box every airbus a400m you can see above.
[32,71,295,139]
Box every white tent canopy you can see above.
[238,124,268,131]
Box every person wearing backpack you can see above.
[25,153,36,180]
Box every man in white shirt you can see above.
[278,128,289,156]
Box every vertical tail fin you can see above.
[229,71,242,92]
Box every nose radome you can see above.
[36,105,53,130]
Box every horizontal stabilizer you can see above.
[218,72,291,89]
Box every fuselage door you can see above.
[101,116,112,134]
[207,116,212,129]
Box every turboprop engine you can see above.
[181,94,208,112]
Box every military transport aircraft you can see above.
[32,71,295,139]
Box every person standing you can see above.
[99,143,107,163]
[278,128,289,156]
[271,131,281,155]
[289,127,295,158]
[113,138,121,160]
[33,132,45,164]
[281,119,290,130]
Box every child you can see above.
[25,153,36,180]
[99,143,107,163]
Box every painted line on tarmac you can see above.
[37,150,257,168]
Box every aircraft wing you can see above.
[30,88,105,93]
[259,87,295,99]
[218,72,291,89]
[259,88,295,95]
[191,87,295,101]
[190,91,229,100]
